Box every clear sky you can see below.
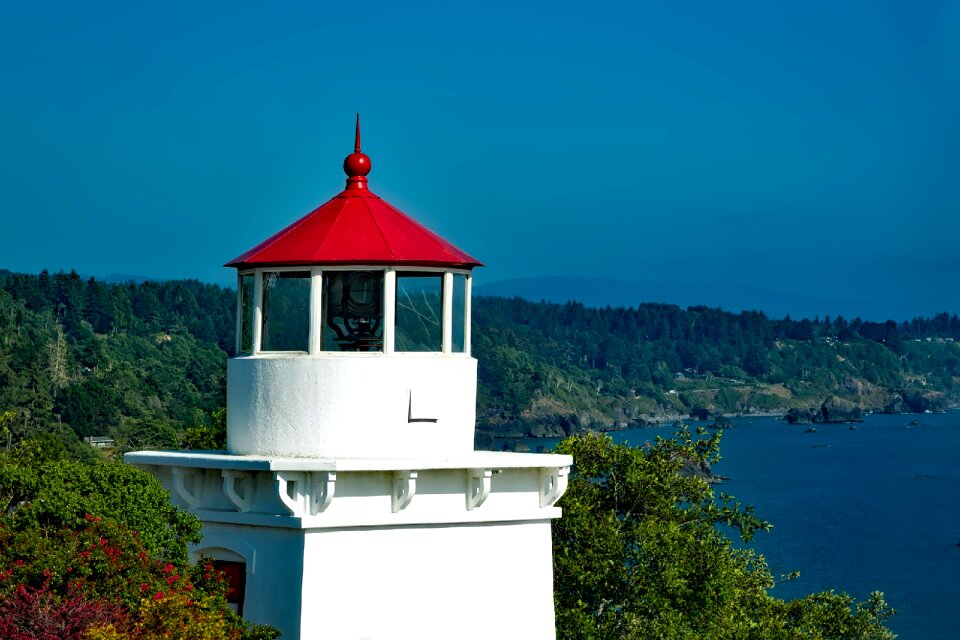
[1,1,957,320]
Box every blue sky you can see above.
[1,1,957,320]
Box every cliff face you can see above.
[883,390,951,414]
[781,389,953,428]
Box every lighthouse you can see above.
[126,118,572,640]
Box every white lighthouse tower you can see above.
[126,119,572,640]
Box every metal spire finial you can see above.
[354,113,361,153]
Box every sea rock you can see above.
[785,407,818,424]
[820,396,863,423]
[785,398,863,424]
[679,458,728,484]
[710,415,735,430]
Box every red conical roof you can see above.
[226,117,482,270]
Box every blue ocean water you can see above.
[517,411,960,638]
[699,412,960,639]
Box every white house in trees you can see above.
[126,119,572,640]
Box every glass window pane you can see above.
[396,273,443,352]
[261,271,310,352]
[239,274,254,355]
[322,271,384,352]
[451,274,466,353]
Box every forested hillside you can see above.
[0,269,233,452]
[473,298,960,439]
[1,269,958,452]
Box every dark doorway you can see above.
[213,560,247,616]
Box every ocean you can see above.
[518,411,960,638]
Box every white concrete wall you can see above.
[300,520,558,640]
[191,523,306,640]
[227,354,477,458]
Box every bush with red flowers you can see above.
[0,440,279,639]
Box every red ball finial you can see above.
[344,113,371,188]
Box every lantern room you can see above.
[224,118,484,459]
[231,262,475,356]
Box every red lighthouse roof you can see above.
[226,117,482,270]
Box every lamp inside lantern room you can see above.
[323,270,384,351]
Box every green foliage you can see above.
[0,442,278,639]
[553,432,895,639]
[0,441,201,565]
[0,271,232,451]
[181,408,227,451]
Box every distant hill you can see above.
[474,276,918,322]
[101,273,165,285]
[471,296,960,442]
[1,269,163,286]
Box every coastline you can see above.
[480,405,960,449]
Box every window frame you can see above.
[235,266,473,357]
[259,270,312,354]
[394,270,445,353]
